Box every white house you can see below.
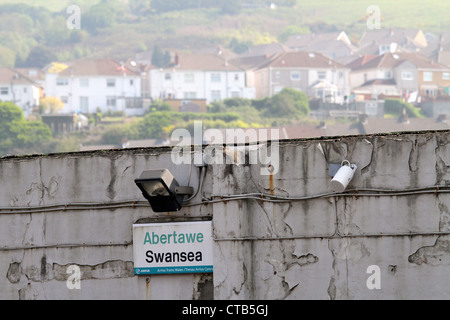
[45,59,142,115]
[150,53,253,104]
[0,68,42,117]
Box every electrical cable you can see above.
[1,186,450,214]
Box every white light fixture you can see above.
[329,160,357,193]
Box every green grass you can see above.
[0,0,100,12]
[1,0,450,62]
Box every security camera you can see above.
[329,160,357,193]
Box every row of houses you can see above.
[1,28,450,117]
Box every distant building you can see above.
[358,28,428,55]
[285,31,356,60]
[0,68,42,117]
[249,51,350,103]
[150,53,253,103]
[349,52,450,100]
[45,59,143,115]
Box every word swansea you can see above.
[143,231,204,245]
[146,250,202,263]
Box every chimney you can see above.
[174,52,179,66]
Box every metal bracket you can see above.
[175,186,194,196]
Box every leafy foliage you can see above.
[0,102,52,155]
[384,99,424,118]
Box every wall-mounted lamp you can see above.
[135,169,193,212]
[329,160,357,193]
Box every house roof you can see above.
[358,79,397,87]
[351,52,449,71]
[230,54,277,70]
[345,55,378,69]
[286,32,352,49]
[359,28,426,48]
[167,53,243,71]
[58,59,141,77]
[0,68,42,87]
[256,51,348,70]
[238,42,291,58]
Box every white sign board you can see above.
[133,221,213,275]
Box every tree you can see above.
[0,102,51,155]
[218,0,241,15]
[40,96,64,114]
[255,88,309,119]
[20,45,56,68]
[139,112,174,139]
[83,3,116,35]
[151,45,171,68]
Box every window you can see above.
[231,91,240,98]
[107,79,116,87]
[234,74,240,81]
[384,71,391,79]
[164,73,171,81]
[423,72,433,82]
[107,96,116,107]
[402,72,413,80]
[56,78,68,86]
[183,92,196,99]
[275,71,280,79]
[1,87,9,95]
[61,96,68,104]
[211,73,221,83]
[130,79,134,86]
[443,73,450,80]
[184,73,195,83]
[80,97,89,112]
[317,71,326,80]
[211,90,221,101]
[291,71,301,81]
[80,79,89,87]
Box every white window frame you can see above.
[184,73,195,83]
[106,79,116,87]
[290,71,301,81]
[317,71,326,80]
[56,78,68,86]
[107,96,117,107]
[402,71,414,81]
[80,78,89,87]
[0,87,9,95]
[211,73,221,83]
[211,90,221,101]
[423,72,433,82]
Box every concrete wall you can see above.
[1,130,450,299]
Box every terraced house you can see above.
[45,59,143,115]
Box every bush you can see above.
[384,99,423,118]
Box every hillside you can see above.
[0,0,449,66]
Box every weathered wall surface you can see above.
[0,130,449,299]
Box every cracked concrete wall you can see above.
[211,131,450,300]
[0,148,213,300]
[1,130,450,299]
